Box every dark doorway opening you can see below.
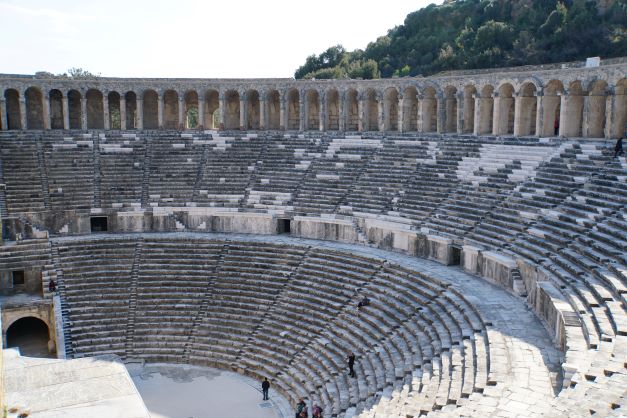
[278,219,291,234]
[12,270,25,286]
[6,317,54,358]
[450,246,462,266]
[90,216,108,233]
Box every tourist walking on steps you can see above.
[312,403,323,418]
[358,296,370,308]
[295,399,307,418]
[614,137,624,158]
[48,279,56,293]
[347,351,356,377]
[262,377,270,400]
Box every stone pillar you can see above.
[239,97,246,130]
[178,97,185,130]
[259,95,266,130]
[103,95,110,130]
[219,94,226,130]
[436,95,445,133]
[357,96,364,132]
[62,96,70,130]
[377,99,384,131]
[157,95,164,129]
[535,93,544,137]
[120,97,127,130]
[492,93,501,135]
[279,97,286,130]
[0,98,7,130]
[319,95,325,131]
[605,91,615,139]
[19,98,27,130]
[581,95,590,138]
[397,96,404,133]
[513,94,523,136]
[417,96,424,132]
[136,98,144,130]
[299,95,305,131]
[558,93,568,137]
[473,95,481,136]
[43,95,51,130]
[80,98,87,130]
[339,92,346,132]
[456,93,464,134]
[198,98,205,130]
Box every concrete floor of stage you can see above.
[128,363,290,418]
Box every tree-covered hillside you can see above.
[294,0,626,79]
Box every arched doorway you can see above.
[143,90,159,129]
[517,83,537,136]
[477,85,494,135]
[184,90,199,129]
[495,83,514,135]
[614,79,627,139]
[326,89,340,131]
[163,90,179,129]
[287,89,300,130]
[306,89,320,130]
[563,81,584,137]
[6,316,54,358]
[108,91,121,129]
[49,89,64,129]
[246,90,260,130]
[363,89,378,131]
[402,87,418,132]
[541,80,563,137]
[463,85,477,134]
[224,90,240,130]
[25,87,44,129]
[587,80,607,138]
[266,90,280,130]
[384,88,399,131]
[125,91,138,130]
[86,89,104,129]
[345,89,359,131]
[444,86,457,133]
[421,87,437,132]
[68,89,82,129]
[4,89,21,130]
[203,90,219,130]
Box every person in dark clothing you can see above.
[357,296,370,308]
[347,352,356,377]
[554,117,560,136]
[48,279,57,293]
[312,404,323,418]
[262,377,270,400]
[295,399,307,418]
[614,137,624,158]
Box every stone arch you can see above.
[305,89,320,131]
[540,80,564,136]
[345,89,359,132]
[107,91,121,130]
[49,89,64,129]
[224,90,240,130]
[326,89,340,131]
[443,86,457,133]
[421,86,437,133]
[363,89,378,131]
[246,90,260,130]
[67,89,82,129]
[476,85,494,135]
[495,83,515,135]
[384,87,399,131]
[184,90,199,129]
[463,85,477,134]
[4,89,21,129]
[266,90,280,130]
[287,89,300,130]
[86,89,104,129]
[203,90,219,130]
[25,87,44,130]
[587,80,607,138]
[125,91,137,130]
[516,82,537,136]
[143,90,159,129]
[614,78,627,139]
[163,90,179,129]
[402,87,418,132]
[563,81,584,137]
[6,316,54,357]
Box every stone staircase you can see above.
[124,238,143,359]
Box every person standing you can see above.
[48,279,57,293]
[347,352,356,378]
[614,137,624,158]
[262,377,270,400]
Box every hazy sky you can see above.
[0,0,441,78]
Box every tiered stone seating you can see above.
[99,133,145,208]
[0,137,46,213]
[44,134,95,210]
[55,238,135,358]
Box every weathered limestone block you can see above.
[292,216,357,243]
[363,218,417,254]
[427,235,454,265]
[478,251,517,290]
[461,245,481,274]
[116,211,148,232]
[210,213,276,234]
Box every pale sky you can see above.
[0,0,441,79]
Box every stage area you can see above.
[129,363,289,418]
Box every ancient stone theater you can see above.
[0,58,625,417]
